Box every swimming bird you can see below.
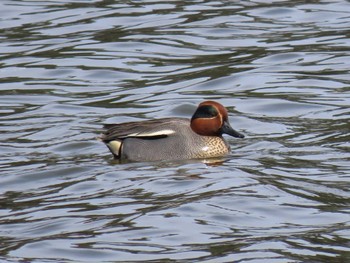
[100,101,244,162]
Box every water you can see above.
[1,0,349,262]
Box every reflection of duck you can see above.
[100,101,244,162]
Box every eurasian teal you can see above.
[100,101,244,162]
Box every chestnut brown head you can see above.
[190,101,244,138]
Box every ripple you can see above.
[0,0,349,262]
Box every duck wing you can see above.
[101,118,187,142]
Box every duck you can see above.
[100,101,244,162]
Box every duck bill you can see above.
[221,121,245,138]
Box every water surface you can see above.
[1,0,349,262]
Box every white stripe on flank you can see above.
[128,129,175,137]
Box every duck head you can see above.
[190,101,244,138]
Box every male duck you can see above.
[100,101,244,162]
